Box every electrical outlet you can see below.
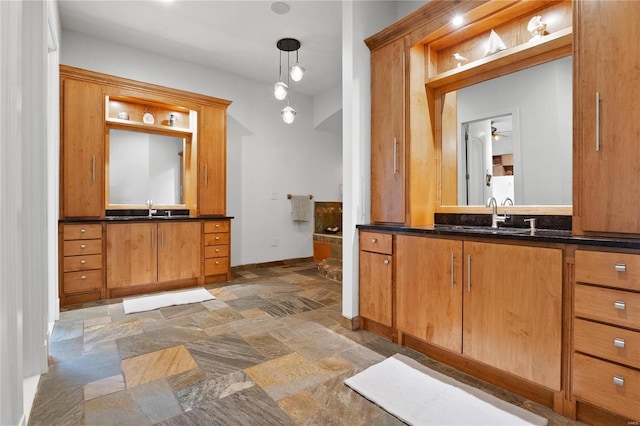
[270,238,279,247]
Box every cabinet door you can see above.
[576,1,640,233]
[396,236,463,353]
[106,223,157,288]
[62,78,104,218]
[359,251,393,327]
[157,221,201,282]
[371,37,405,224]
[463,242,563,390]
[198,105,227,216]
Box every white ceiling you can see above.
[58,0,344,97]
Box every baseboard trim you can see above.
[340,315,360,331]
[231,257,314,272]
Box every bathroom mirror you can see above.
[108,128,186,206]
[441,55,572,207]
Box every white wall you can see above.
[342,0,399,320]
[60,31,343,266]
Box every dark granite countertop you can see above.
[356,223,640,250]
[61,214,234,223]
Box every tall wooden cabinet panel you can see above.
[396,235,462,352]
[575,1,640,234]
[371,37,405,224]
[61,78,104,218]
[463,242,563,391]
[199,105,227,216]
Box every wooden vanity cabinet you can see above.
[203,219,231,282]
[573,249,640,421]
[61,78,104,218]
[359,231,394,332]
[370,37,406,224]
[394,236,563,390]
[396,235,462,353]
[106,221,200,292]
[59,223,104,305]
[574,1,640,234]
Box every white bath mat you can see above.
[344,354,548,426]
[123,288,215,314]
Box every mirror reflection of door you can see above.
[462,114,513,205]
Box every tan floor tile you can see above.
[316,355,352,376]
[122,344,198,388]
[84,374,125,401]
[239,308,272,319]
[278,390,321,423]
[84,316,112,328]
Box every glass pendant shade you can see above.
[281,105,296,124]
[289,63,305,82]
[273,81,288,100]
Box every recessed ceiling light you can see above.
[451,15,464,27]
[271,1,290,15]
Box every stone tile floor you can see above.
[29,262,582,425]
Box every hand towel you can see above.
[291,195,311,222]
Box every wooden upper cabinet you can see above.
[61,78,105,218]
[198,105,227,216]
[371,37,406,224]
[463,241,563,391]
[575,1,640,234]
[396,235,463,353]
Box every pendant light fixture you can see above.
[274,38,303,124]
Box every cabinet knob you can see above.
[80,244,86,249]
[613,375,625,387]
[215,224,220,228]
[80,228,86,233]
[80,275,86,280]
[215,248,220,252]
[383,259,390,265]
[371,238,377,244]
[215,261,220,265]
[614,338,625,348]
[614,263,626,272]
[80,259,86,264]
[215,236,220,240]
[614,301,626,311]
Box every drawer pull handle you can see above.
[80,259,86,264]
[215,236,220,240]
[80,228,86,233]
[80,244,86,249]
[215,224,220,228]
[81,275,86,280]
[614,301,626,310]
[614,338,625,348]
[383,259,390,265]
[215,261,220,265]
[371,238,377,244]
[614,263,626,272]
[215,248,220,252]
[613,376,624,387]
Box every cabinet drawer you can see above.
[205,257,230,275]
[573,353,640,421]
[204,233,229,246]
[575,284,640,329]
[574,318,640,369]
[205,245,229,258]
[63,254,102,272]
[63,224,102,240]
[359,231,392,255]
[63,270,103,294]
[63,239,103,256]
[204,220,230,233]
[576,250,640,291]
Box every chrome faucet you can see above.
[487,197,507,228]
[501,197,514,206]
[146,199,157,218]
